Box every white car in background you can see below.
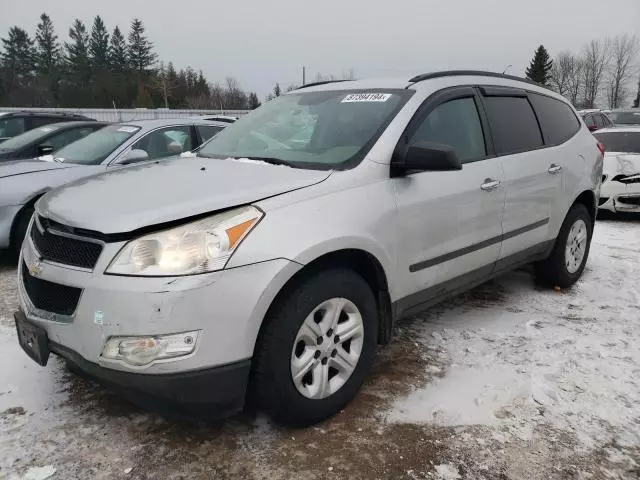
[594,127,640,213]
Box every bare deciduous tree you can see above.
[582,39,611,108]
[550,51,576,97]
[605,34,639,108]
[567,57,585,106]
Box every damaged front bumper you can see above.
[599,174,640,213]
[16,232,301,414]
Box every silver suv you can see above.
[15,71,602,426]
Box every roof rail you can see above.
[408,70,544,88]
[296,79,350,90]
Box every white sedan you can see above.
[594,127,640,213]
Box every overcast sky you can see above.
[1,0,639,98]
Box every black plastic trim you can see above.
[394,240,552,319]
[409,218,549,273]
[49,338,251,415]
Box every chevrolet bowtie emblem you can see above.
[27,261,42,277]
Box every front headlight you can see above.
[106,206,263,276]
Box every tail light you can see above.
[597,142,605,156]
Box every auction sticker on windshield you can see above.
[341,93,392,103]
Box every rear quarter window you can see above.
[529,93,581,146]
[483,96,543,155]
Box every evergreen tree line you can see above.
[526,36,640,109]
[0,13,261,110]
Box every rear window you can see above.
[529,93,580,146]
[0,125,59,150]
[593,131,640,154]
[608,111,640,125]
[483,96,543,155]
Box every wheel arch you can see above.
[9,191,47,248]
[571,189,596,226]
[255,248,395,355]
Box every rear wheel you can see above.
[251,269,378,427]
[11,206,34,256]
[535,203,592,288]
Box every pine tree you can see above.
[109,26,128,71]
[127,18,156,74]
[195,70,210,97]
[34,13,62,106]
[634,77,640,108]
[1,27,35,77]
[248,92,261,109]
[65,19,90,80]
[273,83,281,97]
[0,27,36,105]
[89,16,110,69]
[525,45,553,86]
[133,84,153,107]
[34,13,60,74]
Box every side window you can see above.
[409,97,486,163]
[594,114,604,129]
[602,115,613,127]
[0,117,25,138]
[132,126,193,159]
[584,115,596,129]
[529,93,580,145]
[483,96,543,155]
[30,117,57,128]
[196,125,223,142]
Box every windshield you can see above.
[197,90,410,169]
[608,111,640,125]
[594,131,640,154]
[53,124,140,164]
[0,125,60,151]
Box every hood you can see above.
[0,159,74,179]
[39,157,332,234]
[603,152,640,177]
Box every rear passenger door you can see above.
[394,87,505,306]
[480,87,561,265]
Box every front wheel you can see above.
[535,203,593,288]
[251,269,378,427]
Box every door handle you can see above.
[548,164,563,174]
[480,178,501,191]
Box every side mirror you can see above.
[120,148,150,165]
[394,142,462,173]
[37,145,54,156]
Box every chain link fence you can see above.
[0,107,250,122]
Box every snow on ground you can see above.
[389,214,640,474]
[0,215,639,479]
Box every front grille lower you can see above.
[21,262,82,316]
[617,196,640,206]
[31,216,103,269]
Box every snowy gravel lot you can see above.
[0,213,638,480]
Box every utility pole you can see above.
[302,66,306,86]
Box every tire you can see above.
[535,203,593,288]
[11,206,34,256]
[251,268,378,427]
